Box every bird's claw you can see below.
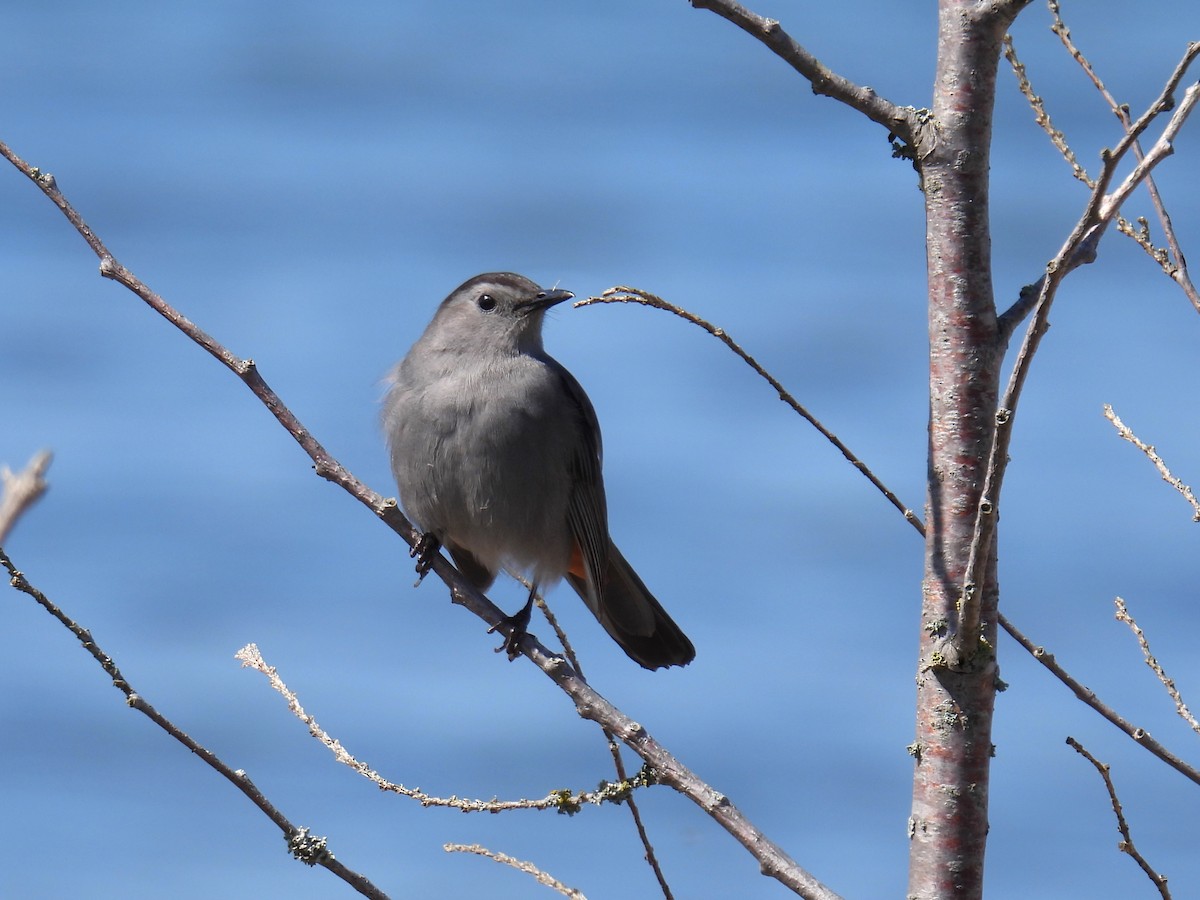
[488,594,535,661]
[410,533,441,583]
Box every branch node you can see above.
[287,827,332,866]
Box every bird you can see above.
[382,272,695,670]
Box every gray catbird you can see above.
[382,272,695,670]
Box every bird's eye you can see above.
[478,294,497,312]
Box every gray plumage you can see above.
[382,272,694,670]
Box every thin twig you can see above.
[1114,598,1200,736]
[578,288,926,538]
[0,450,52,544]
[1049,3,1200,312]
[1103,404,1200,521]
[1066,737,1172,899]
[998,612,1200,787]
[443,844,587,899]
[0,550,389,899]
[1002,34,1093,185]
[686,0,920,154]
[236,643,655,815]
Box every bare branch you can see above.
[579,287,925,537]
[998,612,1200,787]
[1066,738,1171,899]
[1104,404,1200,521]
[997,39,1200,339]
[1049,4,1200,312]
[236,643,658,816]
[1099,83,1200,222]
[0,550,389,899]
[1,140,840,900]
[1002,34,1093,185]
[1114,598,1200,736]
[686,0,922,152]
[0,450,52,544]
[443,844,587,899]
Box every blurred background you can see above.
[3,2,1199,897]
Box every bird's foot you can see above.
[488,593,535,661]
[410,533,441,583]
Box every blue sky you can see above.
[3,2,1200,897]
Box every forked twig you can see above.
[1066,737,1172,899]
[1048,1,1200,312]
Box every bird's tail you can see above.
[566,542,695,670]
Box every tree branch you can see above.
[998,612,1200,787]
[1066,737,1172,899]
[0,549,389,899]
[578,287,926,536]
[687,0,922,152]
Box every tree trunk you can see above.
[908,1,1025,896]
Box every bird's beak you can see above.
[520,288,574,313]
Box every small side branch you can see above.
[1002,34,1093,185]
[1104,404,1200,521]
[963,43,1200,655]
[579,287,925,537]
[444,844,587,899]
[1066,738,1171,900]
[1114,598,1200,736]
[686,0,920,151]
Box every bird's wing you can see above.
[545,358,609,611]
